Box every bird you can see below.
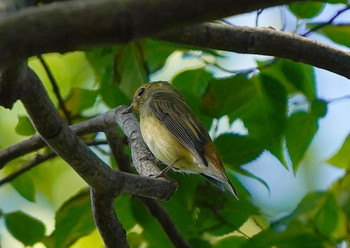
[123,81,238,199]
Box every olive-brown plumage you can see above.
[124,81,238,199]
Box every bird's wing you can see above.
[148,92,209,167]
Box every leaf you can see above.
[45,189,95,248]
[259,59,315,100]
[193,178,258,236]
[130,198,173,248]
[5,211,46,246]
[314,194,339,237]
[327,133,350,169]
[239,74,287,165]
[11,173,36,202]
[172,68,214,129]
[214,236,247,248]
[235,167,270,193]
[242,228,328,248]
[311,99,327,118]
[311,24,350,48]
[65,88,98,117]
[214,133,264,168]
[142,39,177,73]
[200,75,257,118]
[326,0,348,3]
[15,116,36,136]
[115,42,148,98]
[286,112,318,172]
[289,2,324,19]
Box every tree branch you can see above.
[0,0,313,67]
[158,22,350,79]
[90,188,129,248]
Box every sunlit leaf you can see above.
[15,116,36,136]
[11,173,36,202]
[5,211,45,246]
[286,111,318,172]
[289,2,324,19]
[214,236,247,248]
[327,134,350,169]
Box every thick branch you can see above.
[90,189,128,248]
[0,0,313,67]
[159,23,350,79]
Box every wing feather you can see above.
[148,92,209,166]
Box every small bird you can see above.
[123,81,238,199]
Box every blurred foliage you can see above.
[1,1,350,248]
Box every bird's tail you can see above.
[200,174,239,200]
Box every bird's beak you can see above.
[122,104,134,114]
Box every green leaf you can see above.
[11,173,36,202]
[242,228,328,248]
[172,68,213,96]
[193,178,258,236]
[326,0,348,4]
[289,2,324,19]
[45,189,95,248]
[142,39,177,73]
[272,192,325,229]
[314,194,339,237]
[235,167,270,193]
[327,134,350,169]
[260,59,315,100]
[239,74,287,165]
[15,116,36,136]
[200,75,257,118]
[214,236,247,248]
[173,68,214,129]
[286,112,318,172]
[5,211,46,246]
[311,99,327,118]
[65,88,98,117]
[114,195,137,231]
[115,42,148,98]
[214,134,264,168]
[130,198,173,248]
[311,24,350,48]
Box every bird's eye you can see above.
[138,88,146,96]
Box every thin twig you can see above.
[256,9,264,27]
[0,152,56,186]
[0,140,108,186]
[203,57,277,75]
[302,5,350,37]
[38,55,71,124]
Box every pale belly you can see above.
[140,115,200,173]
